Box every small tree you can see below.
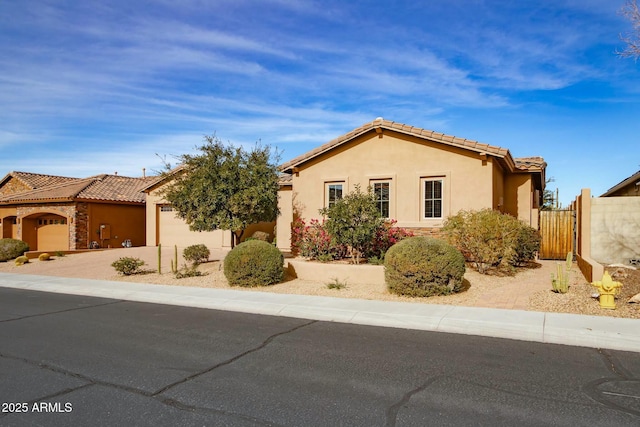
[160,135,280,248]
[319,185,385,264]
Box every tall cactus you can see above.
[158,244,162,274]
[171,244,178,273]
[551,252,572,293]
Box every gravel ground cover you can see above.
[0,247,638,319]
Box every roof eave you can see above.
[601,171,640,197]
[279,121,511,172]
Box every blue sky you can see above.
[1,0,639,206]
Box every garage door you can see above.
[37,216,69,251]
[157,205,224,249]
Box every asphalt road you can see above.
[1,287,639,426]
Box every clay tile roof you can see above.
[0,171,77,190]
[278,173,293,186]
[279,118,513,172]
[514,156,547,171]
[0,173,156,204]
[77,175,156,203]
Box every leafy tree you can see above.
[541,178,557,211]
[160,135,280,247]
[619,0,640,60]
[319,185,385,264]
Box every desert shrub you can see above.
[291,218,346,261]
[38,253,51,261]
[111,257,145,275]
[249,230,270,242]
[443,209,523,274]
[326,278,347,290]
[55,251,65,257]
[224,240,284,287]
[14,255,29,266]
[175,264,206,279]
[320,185,385,264]
[183,244,210,265]
[0,238,29,262]
[385,236,465,297]
[512,226,541,266]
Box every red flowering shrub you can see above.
[291,217,306,256]
[291,218,345,260]
[292,217,412,262]
[365,219,414,259]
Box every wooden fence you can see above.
[539,210,574,260]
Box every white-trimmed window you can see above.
[326,183,343,208]
[372,181,390,218]
[423,178,443,219]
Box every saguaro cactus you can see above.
[171,244,178,273]
[551,252,572,293]
[158,244,162,274]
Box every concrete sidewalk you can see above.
[1,272,639,353]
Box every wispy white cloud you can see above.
[1,0,639,208]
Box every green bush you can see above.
[319,184,385,264]
[249,231,270,242]
[14,255,29,266]
[0,238,29,262]
[183,244,210,265]
[443,209,524,274]
[175,264,205,279]
[512,226,541,266]
[224,240,284,287]
[385,236,465,297]
[111,257,145,275]
[38,253,51,261]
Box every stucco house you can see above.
[143,170,275,250]
[0,171,153,252]
[276,118,546,251]
[601,170,640,197]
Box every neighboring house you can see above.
[276,118,546,251]
[601,170,640,197]
[0,171,153,252]
[143,170,275,250]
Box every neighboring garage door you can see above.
[157,205,224,249]
[36,215,69,252]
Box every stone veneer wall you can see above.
[0,178,30,197]
[408,227,444,239]
[74,203,89,250]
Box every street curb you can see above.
[1,272,639,353]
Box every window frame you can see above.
[325,182,344,208]
[371,180,391,218]
[422,178,444,220]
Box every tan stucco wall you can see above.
[277,186,293,251]
[492,160,505,211]
[0,207,18,239]
[590,196,640,265]
[146,189,229,250]
[504,174,534,224]
[87,203,146,249]
[287,131,500,229]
